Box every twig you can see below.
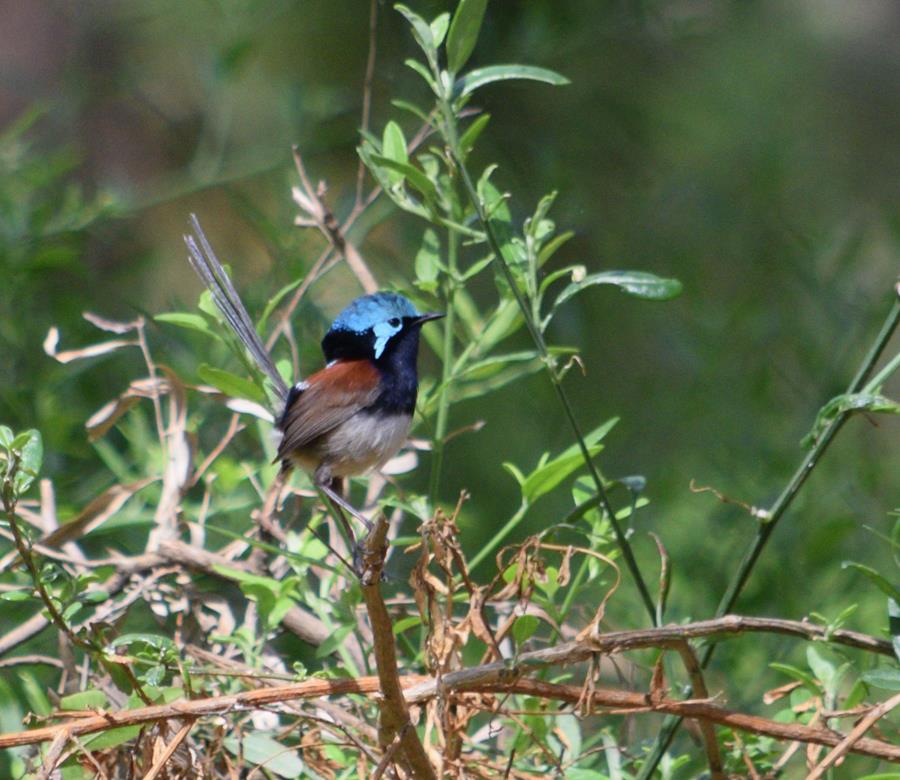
[1,479,93,653]
[36,727,69,780]
[639,290,900,779]
[0,654,65,669]
[292,146,379,293]
[670,641,723,779]
[355,0,379,209]
[3,671,898,764]
[359,516,436,779]
[806,691,900,780]
[370,725,408,780]
[0,676,404,748]
[155,538,329,646]
[191,412,244,487]
[141,718,195,780]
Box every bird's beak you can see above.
[414,311,445,325]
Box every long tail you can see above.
[184,214,289,404]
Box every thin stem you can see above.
[862,346,900,392]
[711,294,900,641]
[428,230,459,506]
[355,0,379,209]
[1,463,93,654]
[467,504,528,572]
[436,97,657,622]
[637,292,900,779]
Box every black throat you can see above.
[371,324,422,415]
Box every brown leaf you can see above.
[86,378,171,440]
[44,326,138,364]
[82,311,143,334]
[40,479,156,548]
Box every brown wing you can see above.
[275,360,381,460]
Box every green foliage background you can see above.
[1,0,898,774]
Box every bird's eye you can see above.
[388,317,401,328]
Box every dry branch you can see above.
[2,616,896,766]
[2,673,897,764]
[359,516,436,779]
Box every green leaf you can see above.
[404,58,438,92]
[395,5,436,61]
[224,732,304,778]
[360,143,431,219]
[391,98,431,123]
[476,164,511,222]
[381,121,409,186]
[520,419,617,504]
[258,277,303,335]
[512,614,539,644]
[842,561,900,602]
[861,668,900,691]
[502,462,526,486]
[414,228,441,292]
[806,645,837,690]
[889,597,900,663]
[0,426,13,448]
[19,671,52,717]
[13,429,42,493]
[554,270,683,311]
[446,0,487,73]
[370,154,438,203]
[455,64,570,98]
[430,12,450,47]
[537,230,575,269]
[459,113,491,160]
[393,616,422,635]
[522,449,602,505]
[769,662,822,694]
[0,590,33,602]
[154,312,223,342]
[197,364,267,404]
[108,633,178,655]
[60,690,108,710]
[460,254,493,282]
[315,623,354,659]
[805,393,900,447]
[83,725,142,750]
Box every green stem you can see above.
[468,504,528,572]
[862,346,900,392]
[637,293,900,779]
[428,230,460,506]
[436,97,657,623]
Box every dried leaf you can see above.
[86,378,171,440]
[83,311,143,334]
[40,479,156,548]
[44,326,138,364]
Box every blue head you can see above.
[321,292,443,364]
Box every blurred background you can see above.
[1,0,898,743]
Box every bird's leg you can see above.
[316,475,374,534]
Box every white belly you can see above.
[289,412,412,479]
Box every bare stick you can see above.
[358,516,436,778]
[806,691,900,780]
[141,718,196,780]
[2,673,898,764]
[355,0,378,209]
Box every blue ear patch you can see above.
[330,292,419,334]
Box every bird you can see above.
[183,214,443,527]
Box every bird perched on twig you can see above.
[184,214,443,528]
